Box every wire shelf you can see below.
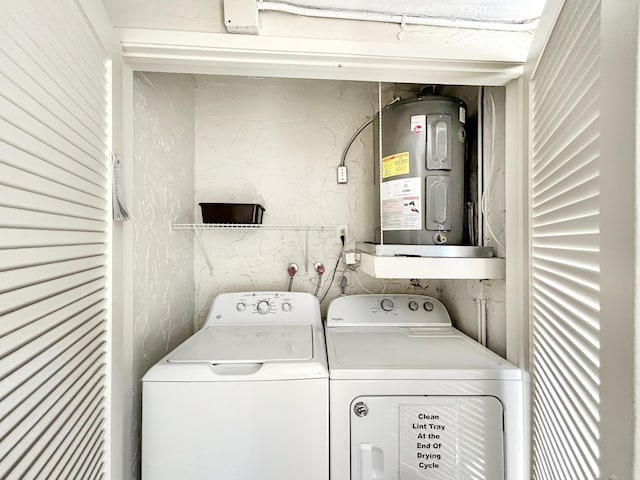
[172,223,348,274]
[172,223,344,231]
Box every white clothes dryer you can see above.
[142,292,328,480]
[326,294,525,480]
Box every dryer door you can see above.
[350,395,504,480]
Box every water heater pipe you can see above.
[258,1,539,32]
[378,82,384,246]
[477,87,485,246]
[477,89,488,346]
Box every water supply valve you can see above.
[287,263,299,277]
[287,263,298,292]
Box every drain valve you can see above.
[433,232,448,244]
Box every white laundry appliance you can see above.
[326,294,525,480]
[142,291,329,480]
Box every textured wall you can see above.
[192,76,442,324]
[129,74,506,355]
[131,72,195,478]
[191,76,506,344]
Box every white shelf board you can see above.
[359,252,506,279]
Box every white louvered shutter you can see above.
[0,1,109,478]
[529,0,601,479]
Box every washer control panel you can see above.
[232,293,296,316]
[326,294,452,327]
[204,291,321,326]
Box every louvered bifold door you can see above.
[529,0,601,479]
[0,0,109,478]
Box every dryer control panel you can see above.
[326,294,451,327]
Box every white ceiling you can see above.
[265,0,546,25]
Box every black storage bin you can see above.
[199,203,265,224]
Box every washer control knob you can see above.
[380,298,394,312]
[282,302,292,312]
[257,300,271,315]
[423,301,434,312]
[236,302,246,312]
[408,301,419,311]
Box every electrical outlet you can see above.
[337,166,348,184]
[343,251,359,265]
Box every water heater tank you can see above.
[376,95,467,245]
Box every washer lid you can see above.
[168,325,313,364]
[326,327,521,380]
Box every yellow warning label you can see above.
[382,152,410,179]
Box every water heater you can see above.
[376,95,467,246]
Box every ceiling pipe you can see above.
[257,1,539,32]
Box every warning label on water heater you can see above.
[381,177,422,231]
[382,152,410,179]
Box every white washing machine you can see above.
[326,294,525,480]
[142,291,328,480]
